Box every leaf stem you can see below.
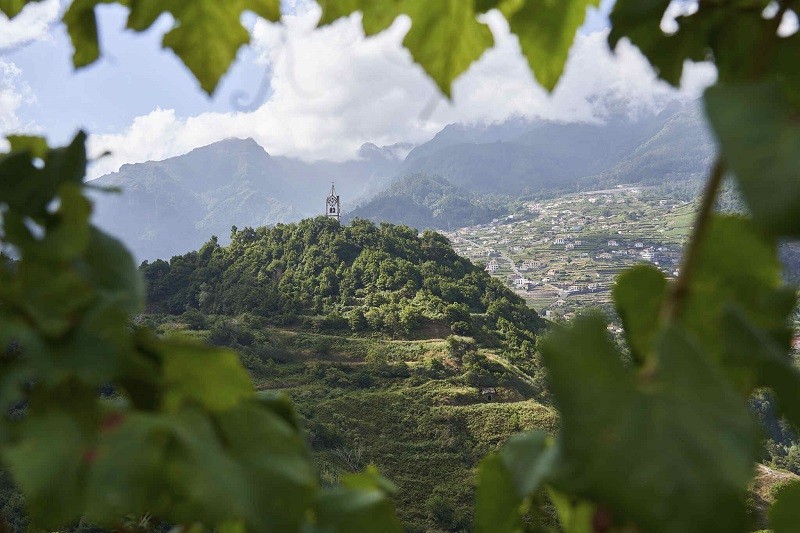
[663,156,725,321]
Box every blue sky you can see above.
[4,3,274,144]
[0,0,717,178]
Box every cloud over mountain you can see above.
[86,2,716,180]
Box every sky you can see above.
[0,0,771,179]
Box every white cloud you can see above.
[0,0,60,50]
[88,2,716,179]
[0,60,37,136]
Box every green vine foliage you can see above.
[2,0,800,531]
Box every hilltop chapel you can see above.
[326,183,341,222]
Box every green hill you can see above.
[140,217,543,343]
[136,217,555,531]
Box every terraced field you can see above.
[447,187,696,319]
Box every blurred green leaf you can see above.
[8,262,93,338]
[161,339,254,413]
[770,481,800,533]
[3,382,98,529]
[125,0,281,94]
[315,466,403,533]
[83,226,145,315]
[318,0,401,33]
[0,131,86,217]
[613,264,667,363]
[474,454,521,533]
[6,135,48,159]
[319,0,492,97]
[63,0,122,68]
[85,412,172,524]
[162,407,254,526]
[541,314,760,532]
[722,307,800,430]
[546,489,594,533]
[682,216,795,364]
[502,0,599,91]
[0,0,42,17]
[214,400,317,530]
[706,83,800,237]
[396,0,493,98]
[474,430,557,533]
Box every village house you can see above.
[485,259,499,273]
[608,240,619,247]
[514,277,531,289]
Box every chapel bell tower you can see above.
[326,183,341,222]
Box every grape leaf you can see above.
[608,0,671,67]
[3,383,99,529]
[124,0,281,94]
[0,132,87,218]
[722,307,800,431]
[547,488,594,533]
[705,82,800,237]
[161,407,255,526]
[501,0,600,91]
[63,0,124,68]
[682,215,796,363]
[474,430,557,533]
[0,0,42,18]
[160,339,255,413]
[608,0,768,87]
[84,412,173,524]
[474,454,521,533]
[84,226,145,316]
[3,183,93,263]
[6,262,93,338]
[612,264,667,364]
[6,135,48,159]
[213,400,317,531]
[314,466,403,533]
[540,314,760,532]
[317,0,403,34]
[770,481,800,533]
[318,0,492,97]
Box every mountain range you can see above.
[90,100,714,262]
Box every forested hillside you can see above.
[141,217,543,345]
[343,174,508,230]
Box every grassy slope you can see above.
[151,316,557,532]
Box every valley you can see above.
[446,186,695,319]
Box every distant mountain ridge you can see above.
[91,138,403,261]
[399,102,713,195]
[343,174,508,230]
[91,100,714,261]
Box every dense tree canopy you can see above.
[141,217,543,341]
